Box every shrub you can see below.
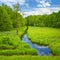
[0,49,37,55]
[24,48,38,55]
[0,34,20,49]
[17,42,30,49]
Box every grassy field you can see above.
[0,26,60,59]
[28,26,60,45]
[27,26,60,55]
[0,56,60,60]
[0,26,37,55]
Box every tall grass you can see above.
[0,26,37,55]
[27,26,60,55]
[28,26,60,45]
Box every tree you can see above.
[13,2,20,35]
[0,4,26,31]
[0,6,13,31]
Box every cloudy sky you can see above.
[0,0,60,17]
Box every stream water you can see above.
[22,34,52,56]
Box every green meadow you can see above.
[0,26,60,59]
[0,27,37,55]
[28,26,60,55]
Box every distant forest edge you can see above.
[0,4,26,31]
[26,11,60,28]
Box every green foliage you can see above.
[0,28,37,55]
[24,48,37,55]
[11,12,26,28]
[13,2,20,12]
[26,11,60,28]
[0,6,13,31]
[0,48,37,55]
[0,4,26,31]
[17,42,30,49]
[13,3,26,29]
[49,42,60,55]
[0,34,20,49]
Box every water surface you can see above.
[22,34,51,55]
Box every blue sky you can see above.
[0,0,60,17]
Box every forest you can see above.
[0,4,26,31]
[26,11,60,28]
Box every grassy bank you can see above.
[0,26,37,55]
[28,26,60,45]
[0,56,60,60]
[27,26,60,55]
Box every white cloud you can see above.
[36,0,51,7]
[0,0,16,3]
[0,0,26,5]
[40,1,51,7]
[23,8,50,17]
[23,7,60,17]
[18,0,26,5]
[50,7,60,12]
[37,4,43,7]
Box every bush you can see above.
[17,42,30,49]
[0,50,24,55]
[0,34,38,55]
[0,34,20,49]
[24,48,38,55]
[0,48,37,55]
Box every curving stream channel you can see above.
[22,34,52,56]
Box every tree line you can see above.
[0,4,26,31]
[26,11,60,28]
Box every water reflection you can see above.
[22,34,51,55]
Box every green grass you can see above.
[28,26,60,45]
[0,26,27,37]
[0,26,60,59]
[27,26,60,55]
[49,42,60,55]
[0,27,26,50]
[0,26,60,55]
[0,56,60,60]
[0,26,37,55]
